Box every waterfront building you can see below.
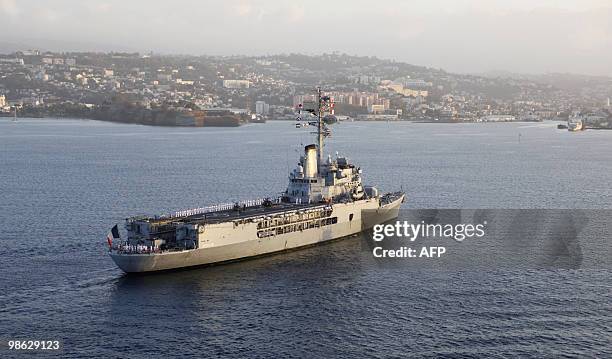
[255,101,270,115]
[369,104,385,114]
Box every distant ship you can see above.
[568,113,584,132]
[323,114,338,124]
[107,88,405,273]
[567,120,583,132]
[249,114,267,124]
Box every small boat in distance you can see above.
[568,118,583,132]
[249,113,267,123]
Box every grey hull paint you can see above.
[110,196,403,273]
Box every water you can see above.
[0,119,610,357]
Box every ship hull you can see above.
[110,195,403,273]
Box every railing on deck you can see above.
[162,197,282,219]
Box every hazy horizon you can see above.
[1,0,611,76]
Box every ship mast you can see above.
[296,87,331,168]
[317,87,324,167]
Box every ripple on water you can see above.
[1,120,611,357]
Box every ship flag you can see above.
[107,224,120,248]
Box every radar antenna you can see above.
[295,87,333,168]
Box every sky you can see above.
[0,0,611,76]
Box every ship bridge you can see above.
[284,144,371,204]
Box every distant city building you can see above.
[65,58,76,66]
[20,49,40,56]
[176,78,195,85]
[255,101,270,115]
[293,94,317,108]
[368,104,385,114]
[42,57,53,65]
[387,83,404,93]
[157,73,172,81]
[0,58,24,65]
[356,114,399,121]
[403,95,426,107]
[386,83,428,97]
[403,79,432,89]
[34,72,49,82]
[402,88,428,97]
[0,94,6,108]
[350,75,381,85]
[103,69,114,77]
[18,96,44,106]
[223,80,250,89]
[327,91,386,108]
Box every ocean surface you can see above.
[0,119,611,358]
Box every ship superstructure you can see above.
[108,88,404,273]
[567,111,585,132]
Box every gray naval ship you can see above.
[108,88,405,273]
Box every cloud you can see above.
[94,2,112,14]
[569,22,611,52]
[286,5,305,23]
[35,8,64,23]
[234,1,252,17]
[0,0,20,18]
[0,0,610,75]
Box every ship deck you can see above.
[135,201,328,227]
[182,202,324,225]
[135,191,403,226]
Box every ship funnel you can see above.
[304,144,318,177]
